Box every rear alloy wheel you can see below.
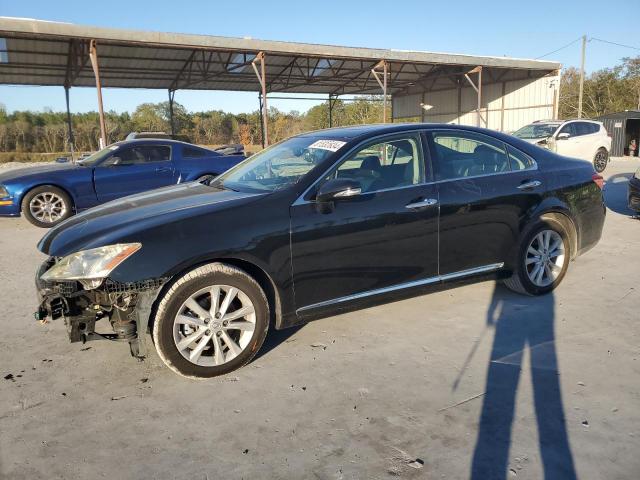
[21,185,72,228]
[153,263,269,379]
[593,148,608,173]
[504,221,570,295]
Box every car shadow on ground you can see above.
[604,172,637,217]
[252,324,304,361]
[469,283,577,479]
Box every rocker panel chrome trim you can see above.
[296,262,504,314]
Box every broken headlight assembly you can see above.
[40,243,141,290]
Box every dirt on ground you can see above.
[0,159,638,480]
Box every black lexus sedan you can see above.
[35,124,606,378]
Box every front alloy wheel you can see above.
[173,285,256,367]
[153,263,269,378]
[22,185,72,228]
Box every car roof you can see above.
[110,139,212,149]
[296,122,535,142]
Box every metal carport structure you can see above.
[0,17,561,151]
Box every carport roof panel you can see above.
[0,17,562,94]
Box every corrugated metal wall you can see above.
[392,71,559,133]
[600,118,625,156]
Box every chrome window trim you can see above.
[292,127,540,207]
[296,262,504,314]
[292,129,429,206]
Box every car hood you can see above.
[0,163,82,184]
[38,182,265,256]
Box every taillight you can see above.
[592,173,604,189]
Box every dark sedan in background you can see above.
[34,124,605,378]
[0,139,245,227]
[629,167,640,212]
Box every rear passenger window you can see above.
[326,134,425,193]
[506,145,535,171]
[575,122,593,136]
[183,147,208,158]
[431,131,510,181]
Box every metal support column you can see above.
[88,39,107,148]
[328,94,339,128]
[64,86,75,162]
[464,66,483,127]
[258,93,265,148]
[252,52,269,146]
[168,89,176,137]
[371,60,389,123]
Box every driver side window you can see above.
[559,123,577,138]
[327,134,425,194]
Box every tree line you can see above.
[1,55,639,155]
[0,96,386,154]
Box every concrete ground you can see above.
[0,159,638,480]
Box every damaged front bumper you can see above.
[35,257,167,359]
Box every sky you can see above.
[0,0,638,115]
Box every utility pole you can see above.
[578,35,587,118]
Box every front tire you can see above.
[504,220,570,296]
[594,148,608,173]
[152,263,269,379]
[21,185,72,228]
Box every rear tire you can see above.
[504,219,571,296]
[21,185,72,228]
[152,263,269,379]
[593,148,608,173]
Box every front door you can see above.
[553,122,584,158]
[290,132,439,314]
[94,144,175,202]
[427,130,544,275]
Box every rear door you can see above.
[93,144,175,202]
[290,132,439,313]
[427,129,544,275]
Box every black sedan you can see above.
[629,166,640,212]
[35,124,606,378]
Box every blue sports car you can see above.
[0,139,245,227]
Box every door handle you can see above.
[517,180,542,190]
[155,167,171,173]
[405,198,438,209]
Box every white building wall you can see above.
[392,73,559,133]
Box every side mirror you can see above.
[109,156,123,166]
[557,132,570,140]
[316,178,362,203]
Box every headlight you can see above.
[0,185,9,198]
[41,243,141,289]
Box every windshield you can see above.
[513,123,561,140]
[214,136,345,193]
[77,145,119,166]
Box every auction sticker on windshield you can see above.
[308,140,347,152]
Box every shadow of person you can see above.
[470,283,576,480]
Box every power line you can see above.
[590,37,640,52]
[535,37,583,59]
